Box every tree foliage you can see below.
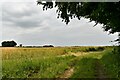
[37,2,120,34]
[2,40,17,47]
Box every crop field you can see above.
[1,46,120,79]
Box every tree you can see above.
[43,45,54,47]
[37,2,120,44]
[2,40,17,47]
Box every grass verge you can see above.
[100,48,120,79]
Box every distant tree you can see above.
[43,45,54,47]
[2,40,17,47]
[37,2,120,44]
[19,44,22,47]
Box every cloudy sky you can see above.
[0,0,118,46]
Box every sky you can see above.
[0,0,118,46]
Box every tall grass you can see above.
[2,46,106,60]
[3,55,75,78]
[2,48,65,60]
[2,46,114,78]
[2,47,78,78]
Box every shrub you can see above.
[86,47,97,52]
[97,47,105,51]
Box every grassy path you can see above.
[94,59,107,79]
[59,52,108,79]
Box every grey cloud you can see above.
[2,2,64,30]
[1,2,118,46]
[2,2,47,28]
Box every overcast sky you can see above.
[0,0,118,46]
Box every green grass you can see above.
[2,46,119,78]
[100,48,120,79]
[69,50,105,78]
[2,47,77,78]
[70,57,96,78]
[3,56,76,78]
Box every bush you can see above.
[86,47,97,52]
[97,47,105,51]
[86,47,105,52]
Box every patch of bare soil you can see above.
[70,52,88,57]
[58,52,90,58]
[58,67,74,78]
